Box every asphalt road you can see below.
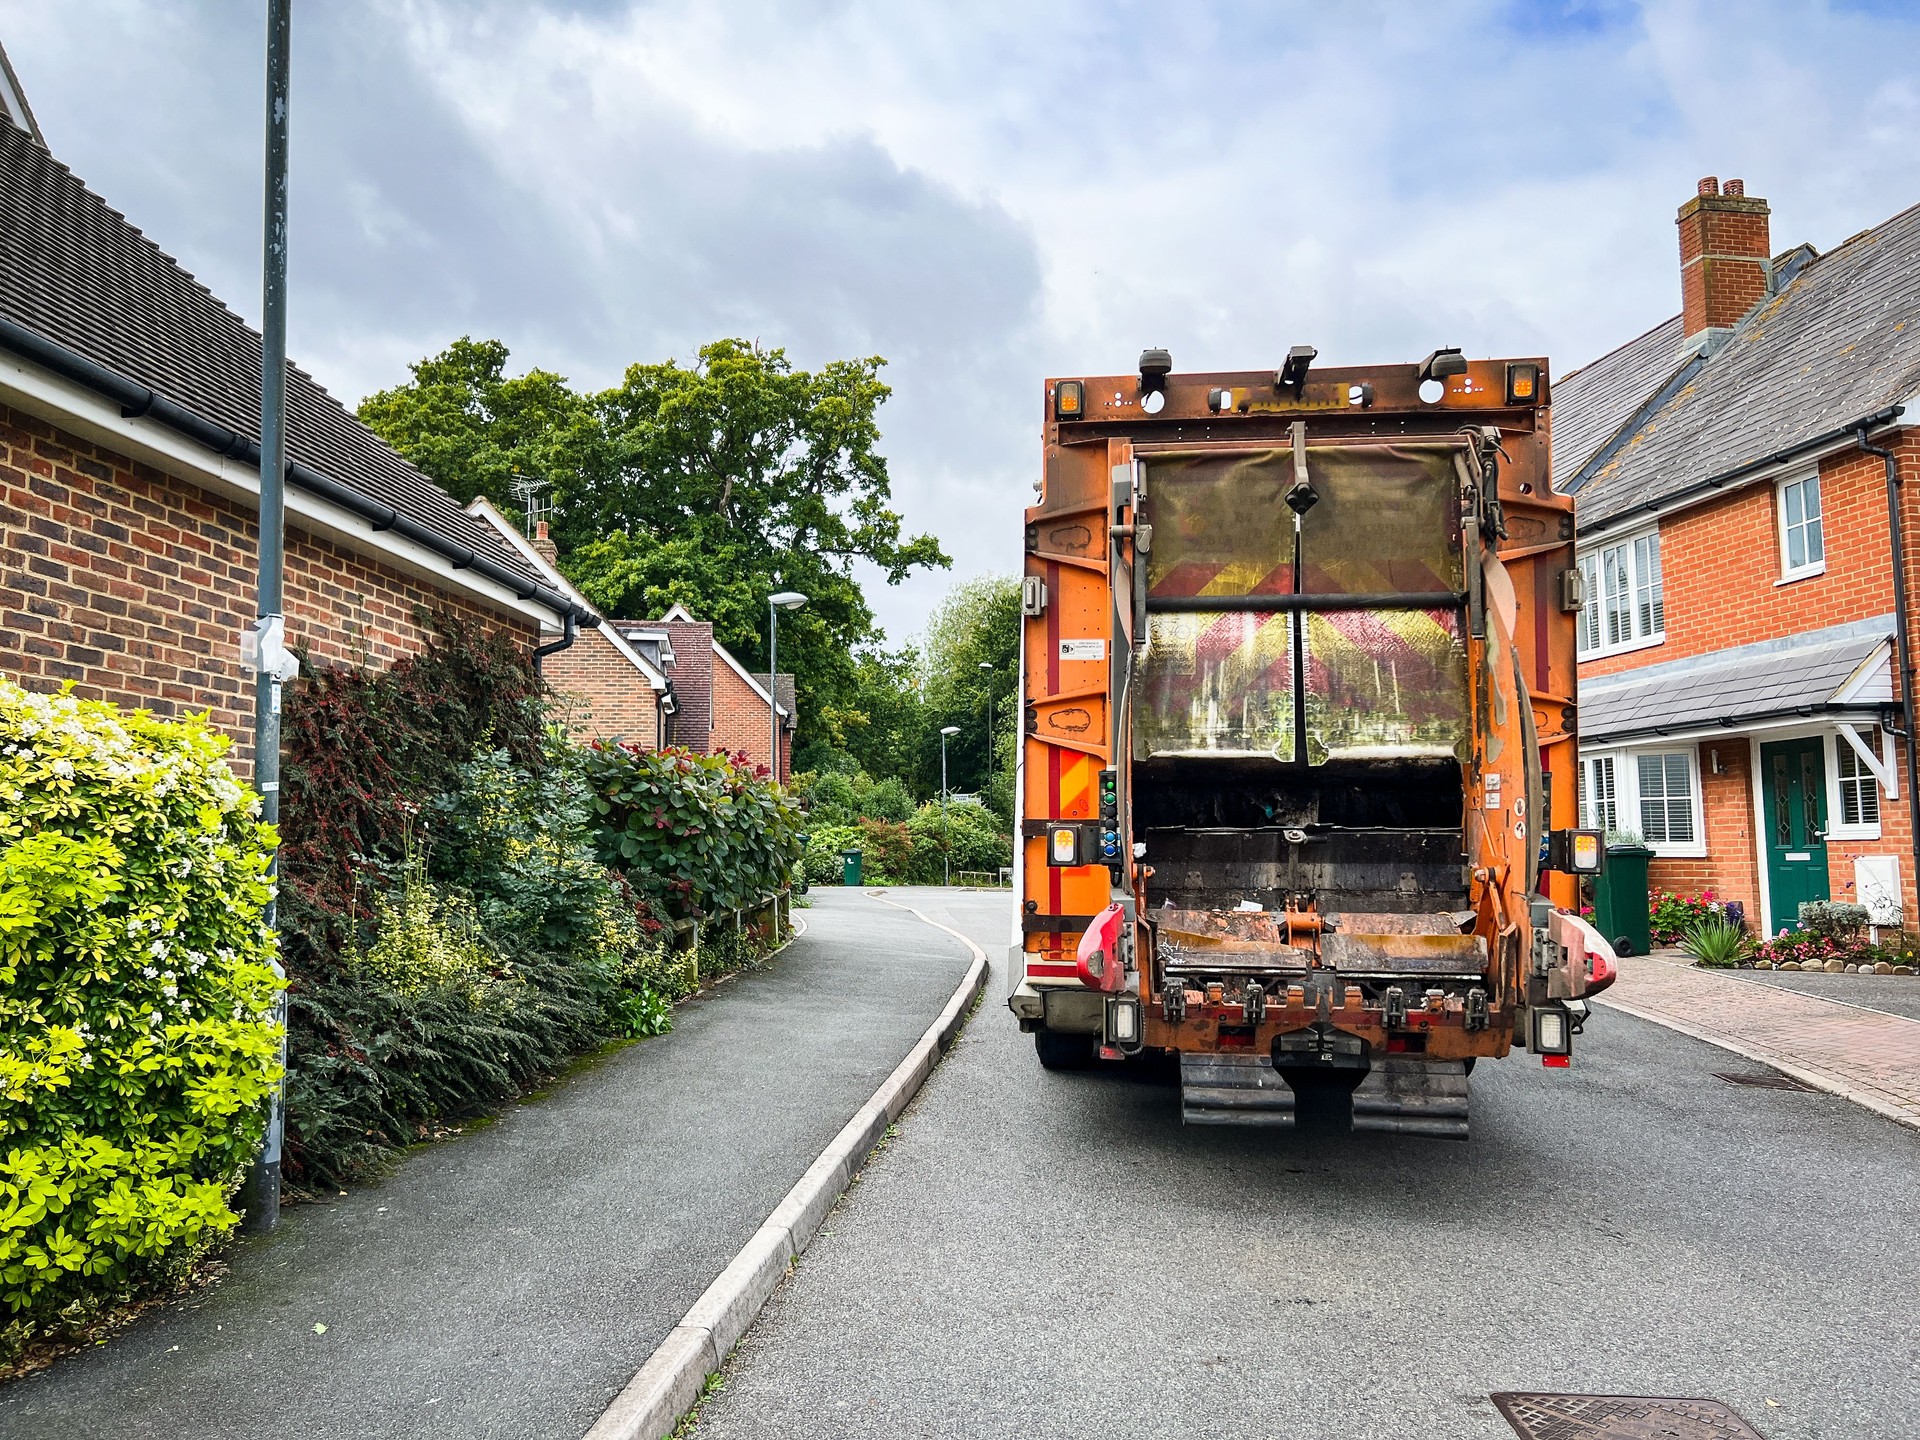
[0,890,972,1440]
[691,891,1920,1440]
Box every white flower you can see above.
[141,965,158,979]
[149,939,168,960]
[50,758,75,778]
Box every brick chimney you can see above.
[1677,175,1771,352]
[532,518,559,565]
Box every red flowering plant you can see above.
[1650,889,1726,945]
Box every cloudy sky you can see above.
[4,0,1918,642]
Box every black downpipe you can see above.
[1860,425,1920,917]
[0,314,597,629]
[530,609,577,679]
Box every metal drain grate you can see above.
[1715,1071,1815,1091]
[1491,1393,1768,1439]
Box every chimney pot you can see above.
[1724,178,1744,196]
[531,517,559,564]
[1698,176,1719,196]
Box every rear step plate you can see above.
[1350,1057,1470,1140]
[1180,1053,1295,1127]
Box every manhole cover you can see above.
[1491,1393,1768,1439]
[1715,1071,1814,1091]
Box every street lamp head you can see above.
[940,726,961,736]
[769,591,808,610]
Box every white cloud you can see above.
[4,0,1919,642]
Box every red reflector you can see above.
[1542,1054,1571,1069]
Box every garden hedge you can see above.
[0,681,282,1354]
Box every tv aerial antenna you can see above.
[509,469,552,538]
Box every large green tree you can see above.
[357,337,607,520]
[358,338,949,771]
[914,575,1020,812]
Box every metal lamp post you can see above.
[939,725,961,886]
[767,591,807,782]
[242,0,293,1235]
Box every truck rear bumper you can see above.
[1007,978,1103,1034]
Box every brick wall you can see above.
[710,656,788,775]
[1644,739,1762,915]
[1,402,539,773]
[544,626,662,747]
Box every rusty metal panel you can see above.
[1490,1394,1768,1440]
[1156,908,1312,975]
[1319,931,1488,977]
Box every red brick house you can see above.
[1558,177,1920,936]
[466,498,673,747]
[622,604,793,777]
[0,109,588,769]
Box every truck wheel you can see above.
[1035,1030,1096,1071]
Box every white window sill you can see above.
[1826,826,1882,842]
[1776,564,1826,587]
[1578,633,1666,663]
[1646,843,1708,860]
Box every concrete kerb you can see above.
[1595,993,1920,1132]
[581,895,991,1440]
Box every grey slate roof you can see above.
[751,673,798,727]
[1580,616,1892,743]
[1550,314,1685,491]
[1565,202,1920,528]
[0,117,547,595]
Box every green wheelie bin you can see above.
[840,849,863,887]
[1592,841,1653,956]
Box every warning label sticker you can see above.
[1060,638,1106,662]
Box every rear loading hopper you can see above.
[1007,354,1613,1138]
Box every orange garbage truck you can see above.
[1006,347,1614,1138]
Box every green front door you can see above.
[1760,737,1830,935]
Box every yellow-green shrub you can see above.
[0,682,283,1346]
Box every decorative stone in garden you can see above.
[1778,961,1801,971]
[1875,961,1895,974]
[1754,960,1774,970]
[1897,965,1916,975]
[1824,958,1846,973]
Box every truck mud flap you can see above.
[1350,1057,1470,1141]
[1179,1053,1296,1128]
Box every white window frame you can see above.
[1776,470,1826,583]
[1579,744,1706,858]
[1576,526,1665,660]
[1578,753,1619,833]
[1827,723,1896,841]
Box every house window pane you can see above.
[1637,751,1695,845]
[1578,554,1600,656]
[1782,475,1824,574]
[1634,532,1664,637]
[1837,727,1882,828]
[1581,755,1618,833]
[1603,545,1631,647]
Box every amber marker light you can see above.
[1055,380,1086,420]
[1506,362,1541,405]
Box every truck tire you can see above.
[1035,1029,1096,1071]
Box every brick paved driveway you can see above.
[1598,954,1920,1128]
